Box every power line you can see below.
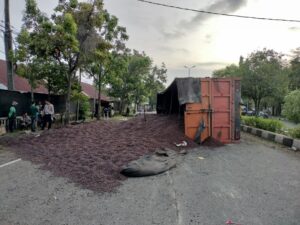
[0,20,20,35]
[137,0,300,23]
[0,20,18,30]
[0,25,19,35]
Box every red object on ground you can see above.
[1,115,197,192]
[226,220,242,225]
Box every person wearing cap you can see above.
[8,101,17,132]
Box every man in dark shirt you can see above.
[30,101,39,132]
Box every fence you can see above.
[0,89,76,117]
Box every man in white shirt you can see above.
[42,100,55,130]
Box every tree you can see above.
[14,0,49,101]
[105,51,129,113]
[146,63,167,110]
[288,47,300,90]
[18,0,128,123]
[107,50,152,113]
[240,49,285,114]
[282,90,300,123]
[212,64,240,78]
[128,51,152,112]
[71,91,91,120]
[266,67,289,116]
[82,10,128,120]
[14,30,55,101]
[37,59,68,96]
[54,0,128,122]
[15,0,79,114]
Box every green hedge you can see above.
[288,126,300,139]
[241,116,283,132]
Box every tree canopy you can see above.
[14,0,167,121]
[282,90,300,123]
[213,49,289,115]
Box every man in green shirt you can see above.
[30,101,39,132]
[8,101,17,132]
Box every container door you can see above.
[186,79,210,111]
[184,111,210,143]
[184,79,211,143]
[211,79,232,143]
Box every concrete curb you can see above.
[241,125,299,151]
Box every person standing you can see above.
[42,100,54,130]
[30,101,39,132]
[8,101,17,132]
[103,107,109,119]
[37,101,44,128]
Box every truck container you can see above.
[157,77,241,144]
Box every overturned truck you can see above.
[157,77,241,144]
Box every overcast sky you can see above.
[1,0,300,85]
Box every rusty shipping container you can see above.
[157,77,241,144]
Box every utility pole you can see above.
[4,0,14,90]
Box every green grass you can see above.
[110,115,131,121]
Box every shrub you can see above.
[282,90,300,123]
[288,126,300,139]
[71,91,91,120]
[241,116,283,132]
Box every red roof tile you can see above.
[0,59,48,93]
[0,59,109,101]
[81,82,110,101]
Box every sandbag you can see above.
[121,148,177,177]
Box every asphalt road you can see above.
[0,132,299,225]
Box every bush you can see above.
[288,126,300,139]
[282,90,300,123]
[241,116,283,132]
[71,91,91,120]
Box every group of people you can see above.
[93,103,114,119]
[7,100,55,133]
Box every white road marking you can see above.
[0,158,21,168]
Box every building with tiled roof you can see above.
[0,59,109,101]
[0,59,48,93]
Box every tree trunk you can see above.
[278,103,282,116]
[135,97,138,114]
[97,73,101,120]
[65,74,72,124]
[30,85,34,102]
[254,99,258,116]
[76,69,81,121]
[120,99,124,115]
[4,0,14,90]
[254,99,261,116]
[47,78,51,100]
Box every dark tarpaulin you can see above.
[157,77,201,114]
[121,148,177,177]
[176,78,201,105]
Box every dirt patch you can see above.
[201,137,224,148]
[0,115,198,192]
